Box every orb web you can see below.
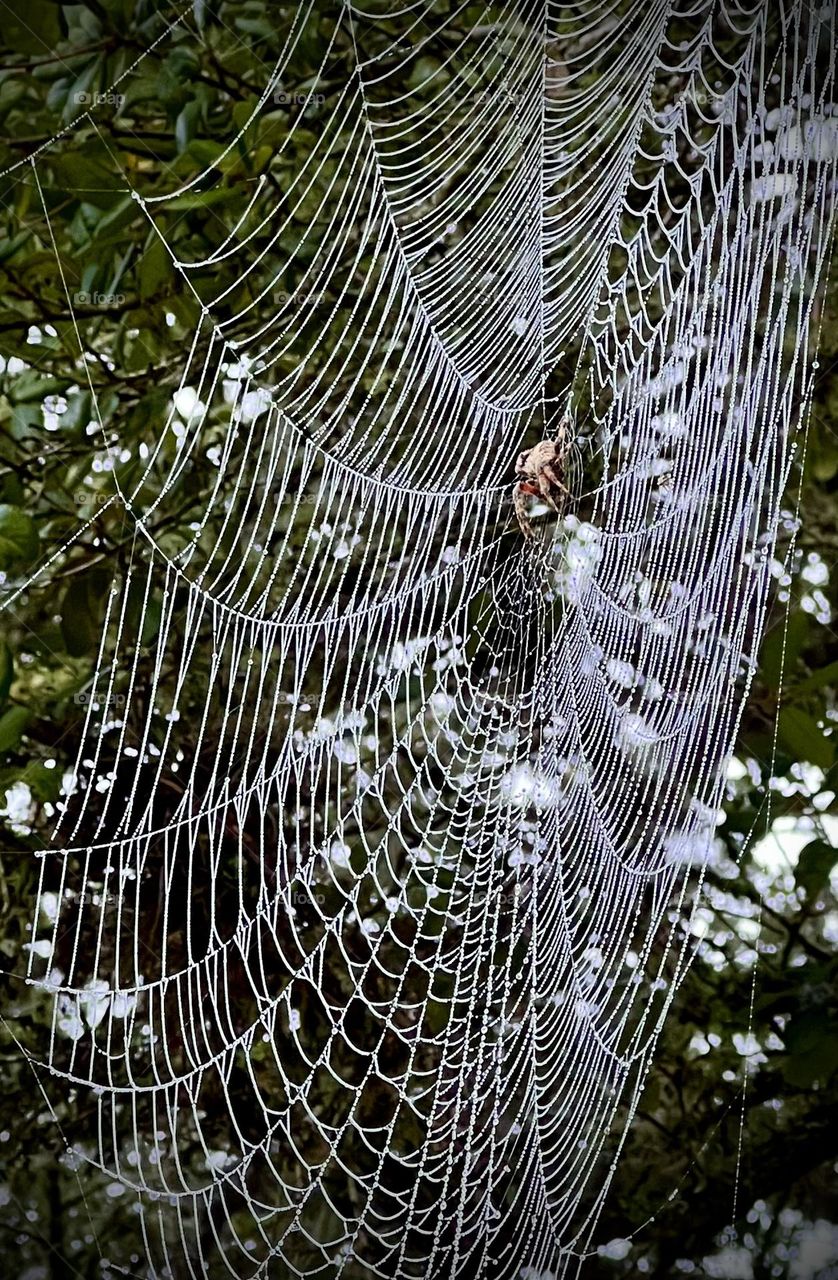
[3,2,836,1276]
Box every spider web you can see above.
[3,1,836,1276]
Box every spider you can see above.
[513,417,572,540]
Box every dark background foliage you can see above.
[0,2,835,1277]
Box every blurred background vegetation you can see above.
[0,2,835,1276]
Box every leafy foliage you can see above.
[0,3,835,1277]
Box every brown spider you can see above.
[513,417,572,540]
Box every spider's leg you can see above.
[535,470,560,510]
[540,465,571,507]
[513,483,534,539]
[514,450,531,477]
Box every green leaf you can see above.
[175,100,201,153]
[48,150,125,203]
[0,641,12,706]
[127,386,170,436]
[10,403,42,439]
[139,234,170,301]
[0,473,24,506]
[789,660,838,697]
[163,187,239,212]
[795,838,837,899]
[782,1012,838,1087]
[60,568,111,657]
[777,706,834,770]
[186,139,225,168]
[409,57,442,92]
[424,997,450,1035]
[60,389,93,435]
[760,610,809,691]
[0,505,38,571]
[24,762,62,803]
[128,583,161,647]
[3,0,61,53]
[123,328,159,372]
[0,77,27,122]
[89,195,139,243]
[0,706,31,754]
[61,581,97,657]
[0,231,32,265]
[721,806,760,836]
[62,58,102,124]
[811,444,838,482]
[234,15,275,38]
[9,374,69,404]
[96,389,120,426]
[809,413,838,481]
[232,97,262,132]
